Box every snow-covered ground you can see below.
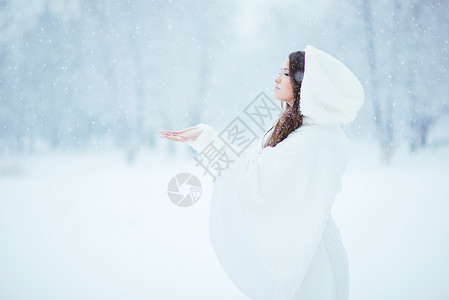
[334,142,449,300]
[1,142,448,300]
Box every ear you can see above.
[294,72,304,83]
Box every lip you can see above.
[274,86,280,90]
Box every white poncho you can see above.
[187,45,364,300]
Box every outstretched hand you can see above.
[158,125,203,143]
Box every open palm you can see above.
[158,125,202,142]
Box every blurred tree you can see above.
[360,0,449,160]
[0,0,447,160]
[402,0,449,151]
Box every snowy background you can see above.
[1,0,448,299]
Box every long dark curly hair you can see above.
[262,51,306,148]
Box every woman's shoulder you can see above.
[280,123,350,152]
[290,123,346,139]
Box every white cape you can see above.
[188,122,350,300]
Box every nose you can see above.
[274,74,280,82]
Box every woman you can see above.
[159,45,364,300]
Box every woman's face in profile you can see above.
[273,58,294,106]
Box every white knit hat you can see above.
[300,45,364,124]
